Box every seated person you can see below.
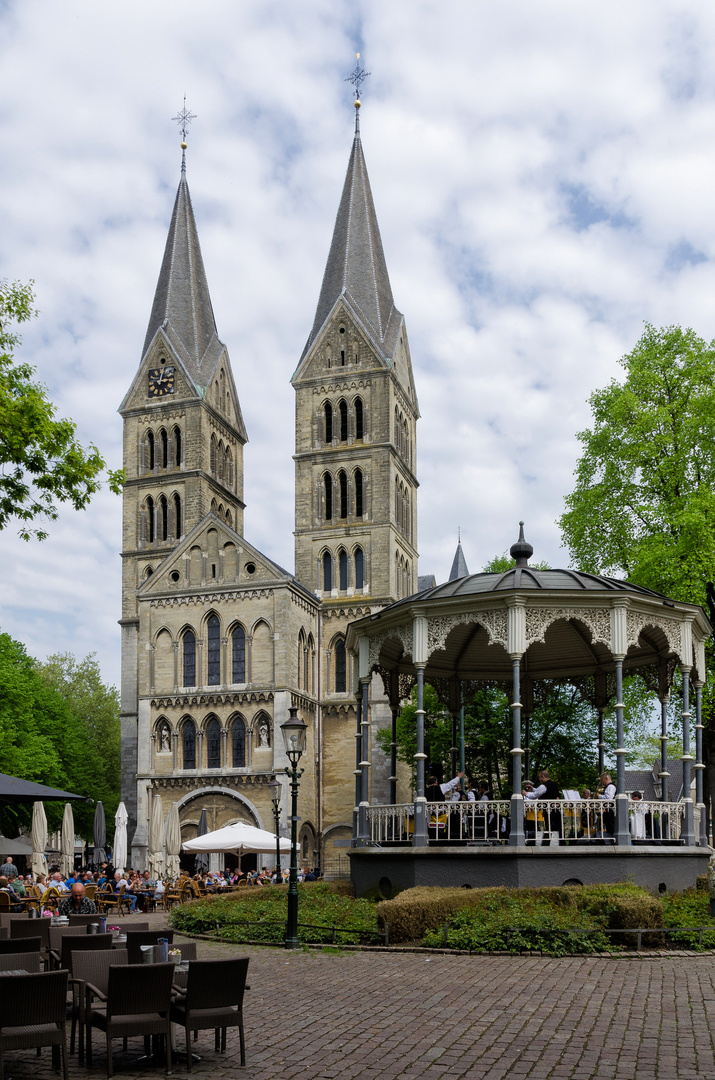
[0,875,23,912]
[59,882,97,915]
[112,871,138,911]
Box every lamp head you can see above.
[281,705,307,763]
[267,777,281,807]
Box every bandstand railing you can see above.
[364,799,701,846]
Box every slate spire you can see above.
[142,166,224,388]
[301,125,402,362]
[449,535,469,581]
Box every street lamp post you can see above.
[268,777,282,884]
[281,705,307,949]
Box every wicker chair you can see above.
[69,947,128,1064]
[123,929,174,965]
[0,970,69,1080]
[84,884,98,900]
[0,936,41,953]
[48,925,87,955]
[67,914,102,926]
[87,962,175,1077]
[40,887,61,912]
[174,942,197,961]
[10,918,51,949]
[96,884,128,917]
[51,932,112,972]
[0,951,42,972]
[170,957,249,1069]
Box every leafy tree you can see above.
[559,323,715,814]
[0,633,120,840]
[0,280,123,540]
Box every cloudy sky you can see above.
[2,1,715,688]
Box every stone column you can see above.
[389,670,399,806]
[357,678,370,842]
[412,665,428,846]
[507,600,525,847]
[352,686,361,840]
[614,659,630,845]
[659,693,670,805]
[597,708,606,777]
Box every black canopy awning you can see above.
[0,773,88,807]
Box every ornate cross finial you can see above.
[172,95,197,169]
[345,53,370,134]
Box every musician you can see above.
[523,770,562,838]
[597,772,616,835]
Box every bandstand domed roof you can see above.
[401,566,670,605]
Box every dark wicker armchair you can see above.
[51,932,112,972]
[0,936,41,953]
[170,957,250,1068]
[87,962,175,1077]
[10,918,51,949]
[0,951,42,972]
[124,929,174,965]
[0,970,69,1080]
[69,947,128,1064]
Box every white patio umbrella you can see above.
[30,800,48,879]
[182,821,291,856]
[148,795,165,879]
[60,802,74,878]
[165,801,181,880]
[113,802,128,876]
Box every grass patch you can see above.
[168,882,379,946]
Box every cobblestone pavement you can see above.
[5,931,715,1080]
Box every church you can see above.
[118,95,427,871]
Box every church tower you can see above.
[292,102,419,611]
[118,149,250,855]
[292,88,419,837]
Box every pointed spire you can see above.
[301,111,402,363]
[449,534,469,580]
[142,164,224,384]
[510,522,534,568]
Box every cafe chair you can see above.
[11,918,51,949]
[96,884,129,917]
[174,943,197,961]
[67,914,104,926]
[69,947,128,1064]
[0,936,41,953]
[51,933,112,972]
[0,951,42,973]
[87,962,175,1077]
[0,970,69,1080]
[170,957,249,1069]
[48,925,88,955]
[124,929,174,965]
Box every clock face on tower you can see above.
[148,366,176,398]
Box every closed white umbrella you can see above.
[165,802,181,880]
[31,801,48,879]
[148,795,165,879]
[60,802,74,878]
[182,821,291,856]
[113,802,128,876]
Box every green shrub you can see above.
[662,888,715,950]
[168,882,376,945]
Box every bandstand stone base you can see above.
[348,844,712,898]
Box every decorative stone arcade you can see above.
[345,528,713,896]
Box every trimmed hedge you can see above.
[376,883,665,946]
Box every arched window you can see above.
[226,448,233,490]
[146,496,155,544]
[394,406,400,451]
[146,430,155,471]
[207,614,220,685]
[297,631,305,690]
[160,429,168,469]
[324,402,333,443]
[206,717,221,769]
[183,629,196,687]
[182,719,196,769]
[339,399,348,441]
[173,426,182,467]
[338,471,348,519]
[324,473,332,521]
[218,441,225,482]
[158,495,168,542]
[307,634,315,695]
[355,546,364,590]
[173,494,182,539]
[232,625,246,683]
[355,469,363,518]
[210,434,217,476]
[226,509,232,527]
[323,551,332,592]
[232,716,246,767]
[339,549,348,591]
[334,639,347,693]
[355,398,364,440]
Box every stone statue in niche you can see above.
[258,720,270,748]
[159,724,171,753]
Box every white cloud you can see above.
[2,0,715,685]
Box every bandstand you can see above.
[345,527,713,897]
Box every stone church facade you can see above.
[119,118,419,870]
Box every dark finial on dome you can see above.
[510,521,533,568]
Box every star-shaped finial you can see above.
[172,95,197,145]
